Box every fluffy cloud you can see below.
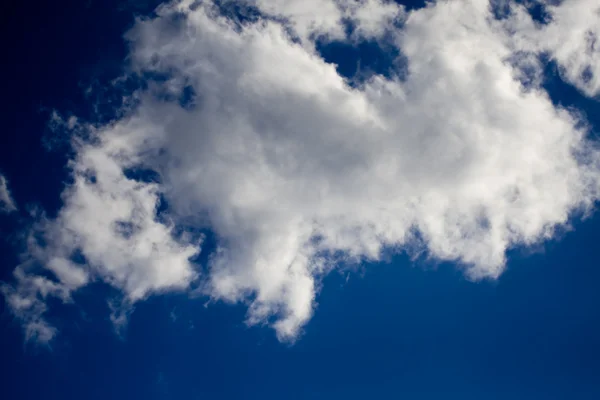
[496,0,600,97]
[4,0,600,342]
[246,0,405,40]
[0,174,17,213]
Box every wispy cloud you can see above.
[3,0,600,343]
[0,174,17,213]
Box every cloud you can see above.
[1,264,63,343]
[0,174,17,213]
[3,0,600,342]
[500,0,600,97]
[246,0,405,40]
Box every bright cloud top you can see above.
[3,0,600,342]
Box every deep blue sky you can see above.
[1,1,600,399]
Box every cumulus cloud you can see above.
[0,174,17,213]
[502,0,600,97]
[246,0,405,40]
[4,0,600,342]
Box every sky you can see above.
[1,0,600,398]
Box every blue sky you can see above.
[1,0,600,399]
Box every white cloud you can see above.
[0,174,17,213]
[215,0,405,42]
[252,0,346,39]
[4,0,600,342]
[1,264,63,342]
[346,0,405,39]
[502,0,600,97]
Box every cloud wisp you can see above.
[3,0,600,343]
[0,174,17,213]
